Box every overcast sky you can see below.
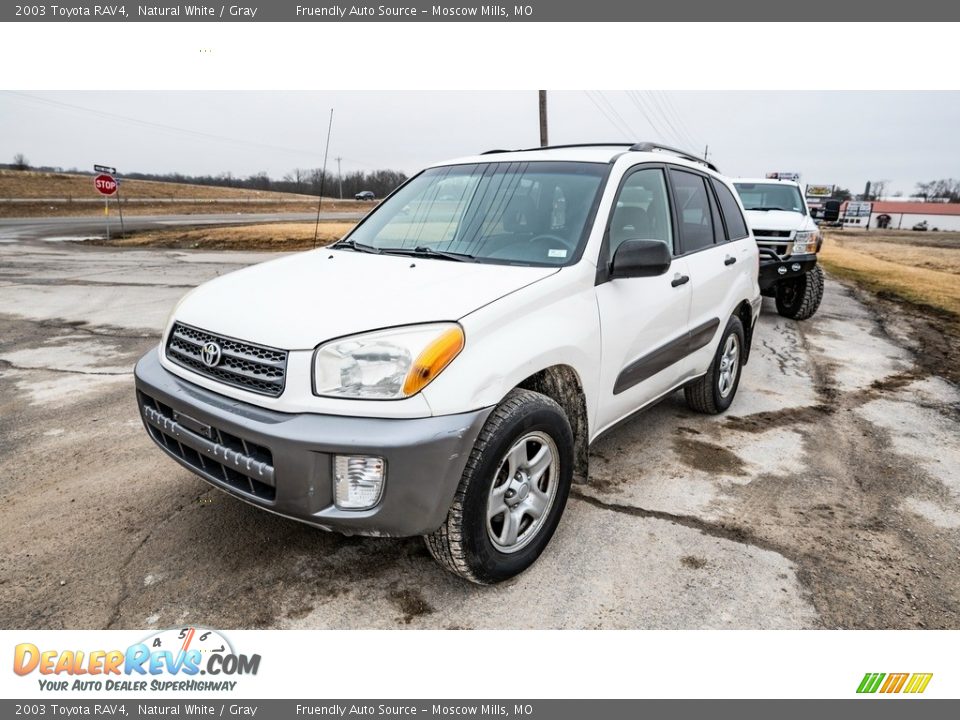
[2,90,958,195]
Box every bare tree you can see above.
[12,153,29,171]
[868,179,888,201]
[915,178,960,202]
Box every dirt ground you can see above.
[0,228,958,630]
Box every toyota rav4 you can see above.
[135,142,762,584]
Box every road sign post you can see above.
[94,173,118,241]
[114,180,125,238]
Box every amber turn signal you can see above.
[402,326,465,396]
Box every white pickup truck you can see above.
[734,178,825,320]
[135,142,761,584]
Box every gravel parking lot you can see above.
[1,227,958,630]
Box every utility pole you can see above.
[539,90,548,147]
[336,156,343,199]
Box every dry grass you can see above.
[92,221,357,251]
[0,200,333,218]
[0,169,372,217]
[820,232,960,318]
[0,169,320,200]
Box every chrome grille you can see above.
[165,322,287,397]
[756,239,791,257]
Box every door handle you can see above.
[724,255,737,266]
[671,273,690,288]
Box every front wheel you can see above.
[775,264,824,320]
[684,315,745,415]
[424,389,573,584]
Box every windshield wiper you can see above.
[331,239,381,253]
[745,207,791,212]
[380,246,475,262]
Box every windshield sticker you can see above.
[548,248,568,258]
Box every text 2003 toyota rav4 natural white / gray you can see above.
[135,143,762,584]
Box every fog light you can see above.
[778,266,787,275]
[791,263,801,272]
[333,455,385,509]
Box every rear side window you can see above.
[706,182,725,244]
[670,169,714,254]
[712,179,749,240]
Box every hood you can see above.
[172,248,558,349]
[743,209,816,233]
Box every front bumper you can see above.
[758,252,818,292]
[134,348,491,537]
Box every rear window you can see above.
[712,179,749,240]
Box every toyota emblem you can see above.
[201,341,222,367]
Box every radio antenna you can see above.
[313,107,334,248]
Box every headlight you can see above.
[313,323,465,400]
[792,230,820,255]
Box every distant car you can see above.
[912,221,928,232]
[355,190,376,201]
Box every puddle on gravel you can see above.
[673,437,748,476]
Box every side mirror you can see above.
[821,200,841,223]
[610,239,672,279]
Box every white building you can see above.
[840,201,960,231]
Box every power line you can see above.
[624,90,668,142]
[654,91,702,150]
[643,91,688,147]
[2,91,377,170]
[583,91,633,139]
[596,91,640,138]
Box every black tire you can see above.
[775,264,824,320]
[684,315,745,415]
[424,389,574,584]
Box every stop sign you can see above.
[94,174,118,196]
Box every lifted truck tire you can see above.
[684,316,745,415]
[775,264,824,320]
[424,389,573,585]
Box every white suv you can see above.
[135,142,761,584]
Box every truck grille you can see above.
[165,322,287,397]
[139,391,276,502]
[753,229,792,238]
[756,240,791,257]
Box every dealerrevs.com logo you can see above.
[857,673,933,695]
[13,627,261,692]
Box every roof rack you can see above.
[478,142,719,172]
[629,142,718,172]
[481,143,633,155]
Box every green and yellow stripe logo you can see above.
[857,673,933,694]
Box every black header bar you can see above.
[4,0,959,22]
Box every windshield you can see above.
[733,183,806,214]
[339,161,609,266]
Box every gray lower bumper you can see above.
[134,348,492,537]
